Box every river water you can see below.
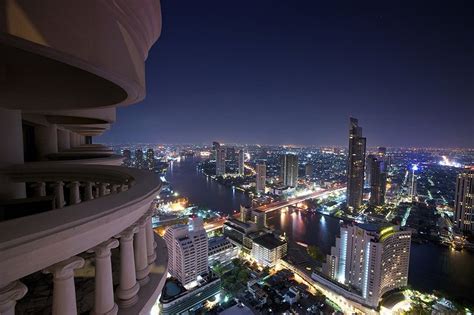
[164,156,474,306]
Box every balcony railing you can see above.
[0,164,166,315]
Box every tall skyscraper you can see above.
[454,168,474,233]
[347,118,366,211]
[368,156,387,206]
[280,153,298,187]
[238,149,245,176]
[323,224,411,307]
[164,218,209,289]
[135,149,144,168]
[227,147,236,162]
[146,148,154,169]
[216,147,226,176]
[123,149,131,166]
[256,162,266,194]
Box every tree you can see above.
[307,245,325,262]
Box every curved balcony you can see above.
[0,0,162,110]
[44,144,124,166]
[0,164,167,314]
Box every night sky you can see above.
[99,0,474,147]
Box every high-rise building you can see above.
[216,147,226,176]
[280,153,298,187]
[347,118,366,211]
[212,141,220,150]
[146,148,154,169]
[227,147,236,162]
[323,224,411,307]
[454,168,474,233]
[368,156,387,206]
[365,154,374,187]
[123,149,132,166]
[238,149,245,176]
[256,162,266,194]
[135,149,144,168]
[212,141,220,160]
[305,163,313,178]
[164,218,209,288]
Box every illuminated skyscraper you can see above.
[368,156,387,206]
[135,149,144,168]
[216,147,226,176]
[256,162,266,194]
[164,218,209,289]
[238,149,245,176]
[122,149,131,166]
[323,224,411,307]
[454,168,474,233]
[347,118,366,211]
[146,148,154,169]
[280,153,298,187]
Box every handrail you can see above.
[0,164,161,287]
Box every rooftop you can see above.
[253,233,286,250]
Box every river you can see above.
[164,156,474,306]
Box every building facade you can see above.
[455,168,474,233]
[251,233,288,267]
[164,218,209,289]
[238,149,245,176]
[323,224,411,307]
[280,153,298,188]
[256,162,267,194]
[216,147,226,176]
[208,236,239,266]
[368,155,387,206]
[347,118,366,211]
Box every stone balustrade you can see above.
[0,165,167,314]
[1,164,135,211]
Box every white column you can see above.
[43,256,85,315]
[68,181,81,205]
[0,281,28,315]
[35,123,58,160]
[145,212,157,265]
[57,129,71,151]
[88,239,119,315]
[134,219,150,286]
[51,181,65,209]
[84,182,94,201]
[114,226,140,307]
[32,182,46,197]
[98,183,108,197]
[0,108,25,199]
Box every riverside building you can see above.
[322,223,411,308]
[164,218,209,289]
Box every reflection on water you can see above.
[164,156,250,214]
[165,156,474,306]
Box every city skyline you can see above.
[98,0,474,147]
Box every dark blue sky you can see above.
[99,0,474,147]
